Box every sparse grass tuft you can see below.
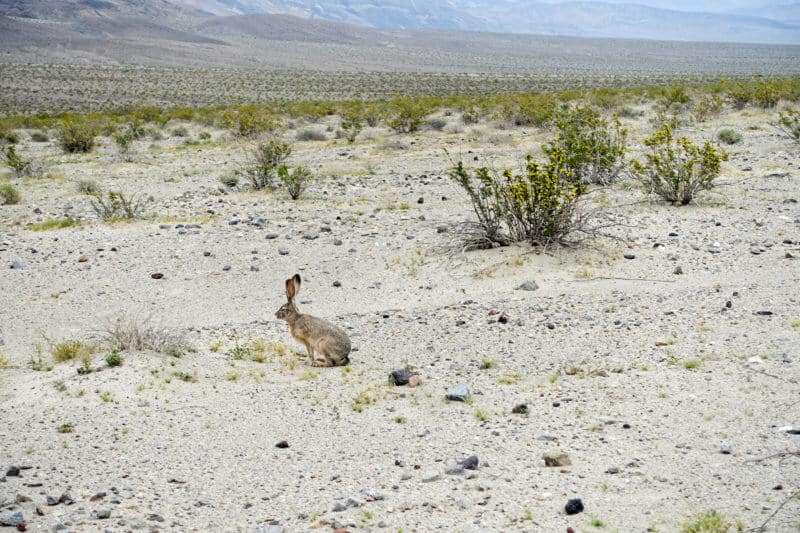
[680,510,734,533]
[102,315,189,356]
[0,183,21,205]
[29,218,81,231]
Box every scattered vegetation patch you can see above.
[102,315,189,356]
[29,218,81,231]
[279,165,313,200]
[0,184,21,205]
[241,137,292,190]
[50,340,96,363]
[776,108,800,143]
[680,510,734,533]
[57,117,97,153]
[105,350,123,367]
[716,129,742,145]
[91,191,145,221]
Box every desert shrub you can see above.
[198,131,211,140]
[30,131,49,142]
[692,94,724,122]
[617,106,644,119]
[171,125,189,137]
[223,105,282,137]
[716,128,742,145]
[105,350,123,367]
[364,102,385,127]
[57,118,97,153]
[542,106,627,185]
[125,120,147,139]
[0,122,19,144]
[388,96,431,133]
[102,315,189,356]
[0,184,21,205]
[448,150,589,249]
[2,145,31,178]
[295,128,327,142]
[461,106,480,125]
[661,85,691,108]
[753,78,780,108]
[113,132,133,160]
[76,179,99,194]
[776,108,800,143]
[340,108,363,142]
[727,83,752,110]
[219,174,239,188]
[50,340,95,363]
[241,137,292,190]
[501,93,558,127]
[279,165,313,200]
[630,124,728,205]
[90,191,144,220]
[680,510,733,533]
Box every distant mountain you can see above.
[164,0,800,44]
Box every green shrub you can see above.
[630,124,729,205]
[727,83,752,110]
[279,165,313,200]
[461,106,480,125]
[448,149,588,248]
[31,131,49,142]
[171,125,189,137]
[716,129,742,145]
[50,340,92,363]
[2,145,32,178]
[543,106,627,185]
[0,184,21,205]
[692,94,724,122]
[76,179,99,194]
[29,218,80,231]
[661,85,691,108]
[219,174,239,188]
[501,93,558,127]
[776,108,800,143]
[295,128,327,142]
[105,350,123,367]
[113,132,133,159]
[57,118,97,153]
[753,78,780,108]
[91,191,144,220]
[340,107,364,142]
[388,96,431,133]
[198,131,211,140]
[242,137,292,189]
[680,510,733,533]
[223,105,282,137]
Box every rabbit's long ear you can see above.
[285,278,296,301]
[292,274,302,295]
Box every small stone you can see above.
[421,470,441,482]
[332,502,347,512]
[278,246,289,255]
[606,467,620,474]
[6,466,20,477]
[95,508,111,519]
[250,265,259,272]
[275,440,289,449]
[59,493,74,505]
[512,404,528,414]
[265,233,279,240]
[333,238,343,246]
[517,281,539,291]
[11,260,27,270]
[78,255,88,262]
[147,514,164,522]
[347,496,365,508]
[150,272,164,279]
[565,498,584,515]
[222,265,231,271]
[46,496,59,506]
[543,452,571,467]
[436,225,448,233]
[445,384,470,402]
[389,369,415,386]
[228,218,239,225]
[408,375,421,387]
[623,254,635,260]
[203,251,211,257]
[303,231,319,240]
[720,442,732,454]
[417,197,424,204]
[333,281,341,287]
[0,511,24,527]
[673,266,683,275]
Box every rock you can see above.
[332,281,341,287]
[59,493,74,505]
[0,511,23,527]
[275,440,289,449]
[720,442,732,454]
[623,254,635,260]
[303,231,319,240]
[14,495,31,503]
[565,498,584,515]
[147,514,164,522]
[346,496,365,508]
[512,404,529,414]
[332,502,347,512]
[408,375,421,387]
[417,197,424,204]
[265,233,279,240]
[421,470,441,482]
[222,265,231,271]
[228,218,239,225]
[278,246,289,256]
[606,467,620,474]
[250,265,259,272]
[445,384,470,402]
[150,272,164,279]
[78,255,88,262]
[320,225,332,233]
[95,508,111,519]
[333,238,343,246]
[517,281,539,291]
[754,310,773,316]
[6,466,20,477]
[436,225,448,233]
[543,452,571,467]
[10,260,27,270]
[389,369,418,386]
[46,496,59,506]
[459,456,479,470]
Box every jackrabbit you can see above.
[275,274,351,367]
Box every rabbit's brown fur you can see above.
[275,274,351,367]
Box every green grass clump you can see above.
[29,218,81,231]
[105,350,123,367]
[680,511,735,533]
[57,423,75,433]
[50,340,94,363]
[57,117,97,153]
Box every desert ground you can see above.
[1,97,799,533]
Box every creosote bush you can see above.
[223,105,282,137]
[388,96,431,133]
[543,105,627,185]
[57,118,97,153]
[279,165,313,200]
[242,137,292,190]
[91,191,144,221]
[630,124,728,205]
[449,149,590,249]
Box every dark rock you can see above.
[222,265,231,271]
[46,496,59,506]
[147,514,164,522]
[517,281,539,291]
[436,225,448,233]
[458,456,479,470]
[6,466,20,477]
[95,508,111,519]
[228,218,239,225]
[673,266,683,275]
[265,233,279,240]
[150,273,164,280]
[333,281,341,287]
[275,440,289,449]
[0,511,23,527]
[512,404,528,414]
[623,254,635,260]
[203,251,211,257]
[389,369,417,386]
[754,311,773,316]
[59,493,74,505]
[417,197,424,204]
[333,238,343,246]
[565,498,584,515]
[278,247,289,256]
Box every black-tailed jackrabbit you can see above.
[275,274,351,367]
